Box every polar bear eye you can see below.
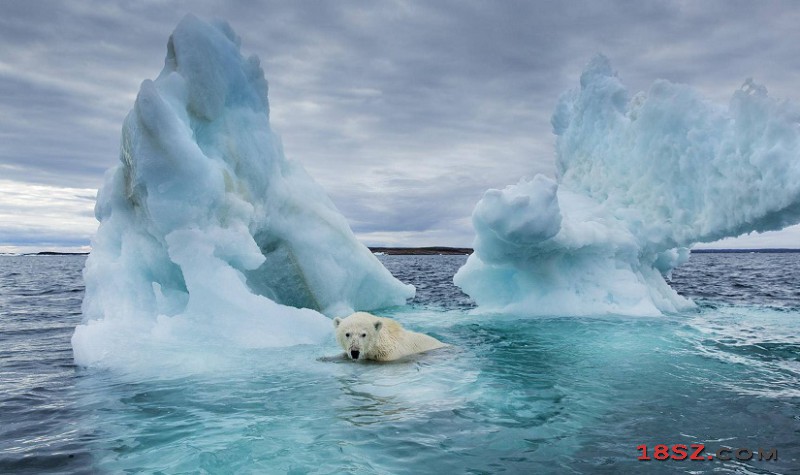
[345,333,351,338]
[360,333,367,338]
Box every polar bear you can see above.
[333,312,447,361]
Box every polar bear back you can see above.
[371,317,446,361]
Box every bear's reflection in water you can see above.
[327,347,466,427]
[317,346,451,364]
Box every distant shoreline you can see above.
[368,247,800,255]
[3,248,800,257]
[689,248,800,253]
[369,247,473,255]
[24,251,91,256]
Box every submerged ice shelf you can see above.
[73,16,413,368]
[456,56,800,316]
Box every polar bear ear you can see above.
[333,317,342,328]
[374,321,382,332]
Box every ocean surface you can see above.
[1,253,798,474]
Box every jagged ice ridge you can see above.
[73,16,413,368]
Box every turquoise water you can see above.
[1,254,799,473]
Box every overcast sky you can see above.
[2,0,800,252]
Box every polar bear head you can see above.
[333,312,383,360]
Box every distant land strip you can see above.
[368,247,800,255]
[28,251,90,255]
[690,248,800,253]
[368,247,473,255]
[7,248,800,256]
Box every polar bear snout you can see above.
[349,350,360,360]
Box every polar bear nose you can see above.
[350,350,360,360]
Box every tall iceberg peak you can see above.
[455,55,800,316]
[73,15,413,367]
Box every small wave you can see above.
[682,305,800,399]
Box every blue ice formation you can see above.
[73,16,413,366]
[455,56,800,316]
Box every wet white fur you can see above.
[333,312,446,361]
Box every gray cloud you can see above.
[2,0,800,250]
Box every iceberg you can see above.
[73,15,413,367]
[455,56,800,316]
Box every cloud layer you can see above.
[2,1,800,251]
